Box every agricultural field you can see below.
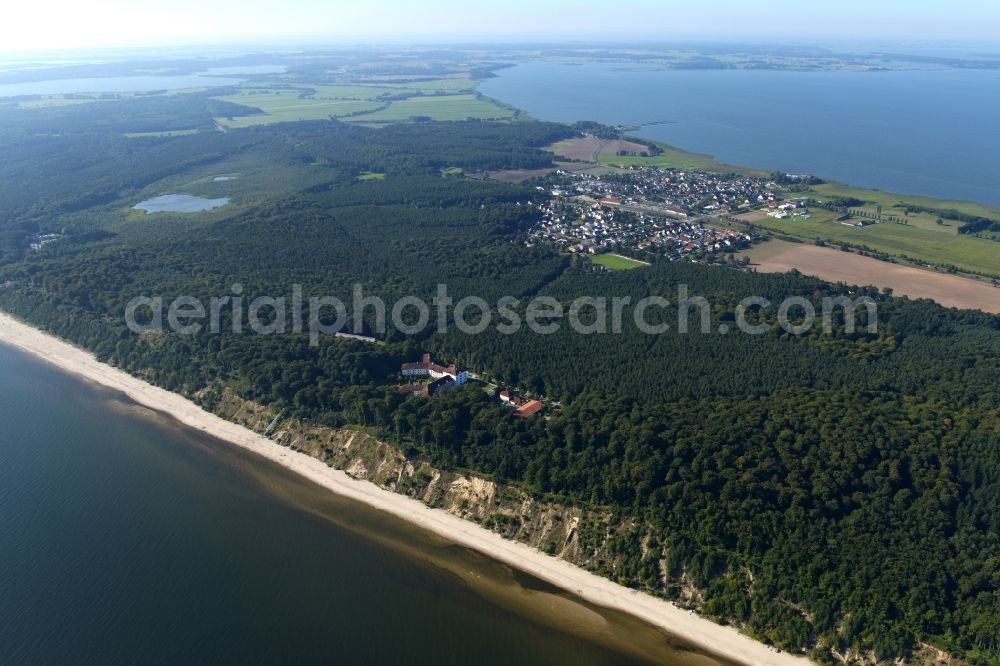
[591,253,649,270]
[743,208,1000,277]
[488,166,555,182]
[211,79,511,127]
[212,85,386,128]
[16,96,106,109]
[379,78,478,93]
[344,94,515,123]
[550,136,661,162]
[742,239,1000,313]
[298,85,391,100]
[549,136,605,161]
[15,88,209,109]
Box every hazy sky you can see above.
[3,0,999,52]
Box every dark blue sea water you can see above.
[0,343,712,666]
[481,62,1000,206]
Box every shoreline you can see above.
[0,311,804,666]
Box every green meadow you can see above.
[591,253,649,270]
[213,86,386,128]
[17,88,211,110]
[344,94,515,123]
[595,140,766,174]
[807,182,1000,233]
[17,96,103,109]
[212,79,511,127]
[379,78,478,93]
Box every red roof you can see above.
[401,354,458,376]
[514,400,544,418]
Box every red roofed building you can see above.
[513,400,544,418]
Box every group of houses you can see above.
[398,354,544,418]
[521,166,773,261]
[529,195,751,261]
[540,167,779,218]
[499,389,544,418]
[29,233,63,251]
[765,199,811,220]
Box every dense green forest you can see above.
[0,93,998,663]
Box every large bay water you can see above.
[0,74,244,98]
[481,62,1000,206]
[0,343,723,666]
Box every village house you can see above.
[499,390,544,417]
[499,389,526,408]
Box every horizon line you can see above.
[1,35,998,58]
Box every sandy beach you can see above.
[0,311,804,666]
